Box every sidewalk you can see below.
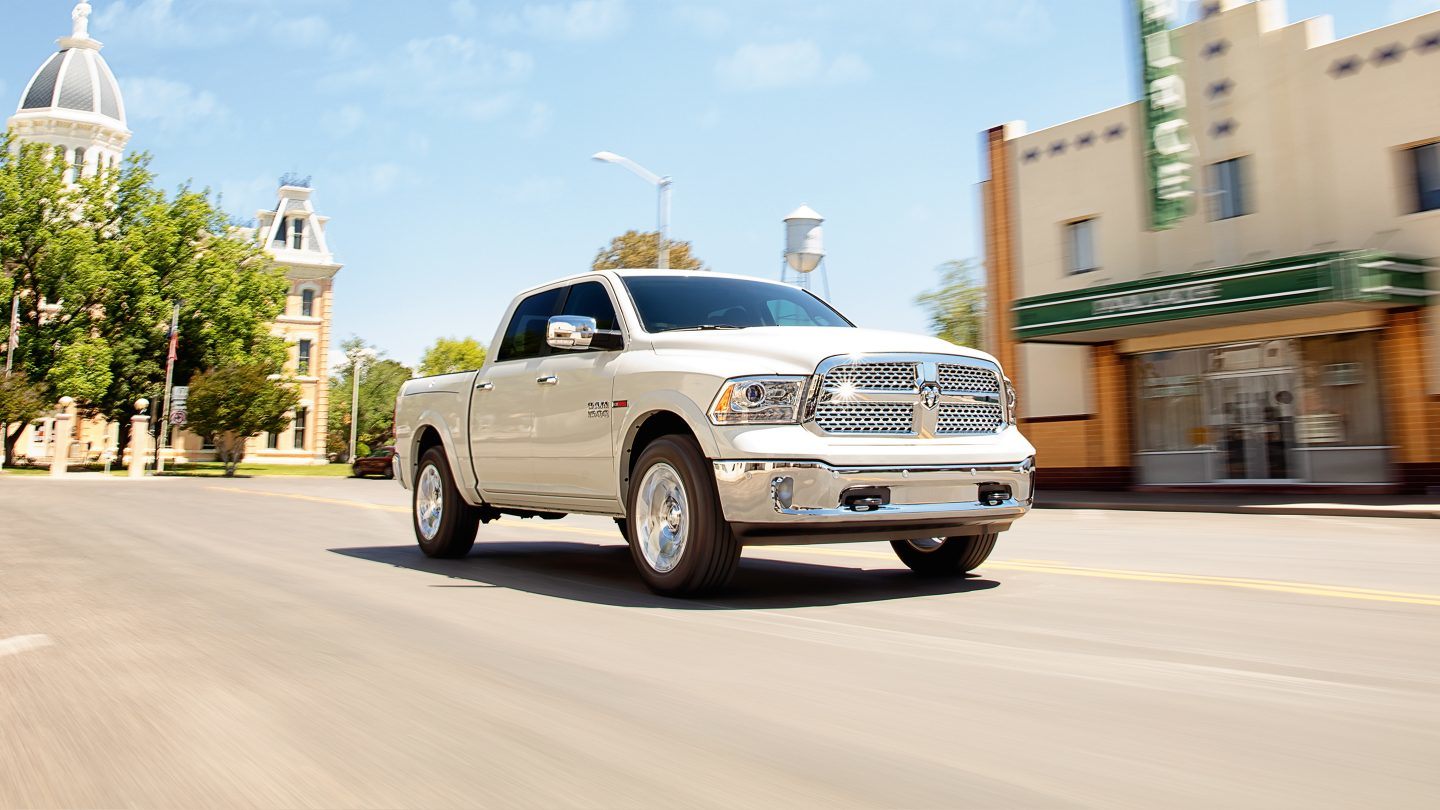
[1038,490,1440,519]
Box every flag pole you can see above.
[156,301,181,473]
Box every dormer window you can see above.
[275,218,288,245]
[292,217,305,250]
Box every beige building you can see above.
[7,3,339,466]
[982,0,1438,491]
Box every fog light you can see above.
[771,476,795,509]
[978,483,1011,506]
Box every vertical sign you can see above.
[1137,0,1194,229]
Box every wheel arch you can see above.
[618,409,709,508]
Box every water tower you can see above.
[781,205,830,297]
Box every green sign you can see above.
[1137,0,1193,229]
[1012,252,1434,340]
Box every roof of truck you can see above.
[514,269,798,297]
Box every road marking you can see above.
[0,634,53,658]
[208,486,1440,607]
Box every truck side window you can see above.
[560,281,618,331]
[496,288,562,362]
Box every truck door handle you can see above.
[536,375,558,386]
[475,381,493,390]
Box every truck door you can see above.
[469,286,562,495]
[528,280,625,500]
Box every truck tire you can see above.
[890,533,997,576]
[626,435,740,597]
[413,446,479,558]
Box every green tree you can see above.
[327,338,413,461]
[185,362,300,476]
[0,374,49,467]
[591,230,706,271]
[915,259,986,350]
[0,135,289,460]
[419,336,487,377]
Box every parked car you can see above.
[351,446,396,479]
[393,270,1035,597]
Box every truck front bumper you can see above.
[712,457,1035,545]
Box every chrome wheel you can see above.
[636,462,689,573]
[906,538,946,552]
[416,463,444,540]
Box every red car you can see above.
[351,446,396,479]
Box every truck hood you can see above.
[647,326,999,375]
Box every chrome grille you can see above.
[814,402,914,434]
[821,362,919,392]
[936,403,1005,434]
[937,363,1000,393]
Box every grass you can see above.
[1,462,354,478]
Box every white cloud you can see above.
[323,35,535,122]
[94,0,358,55]
[450,0,479,23]
[495,0,629,41]
[672,5,729,38]
[120,77,229,129]
[217,172,278,219]
[715,41,871,90]
[331,104,366,137]
[1388,0,1440,20]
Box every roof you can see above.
[511,269,795,298]
[16,45,126,127]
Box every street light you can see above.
[346,346,377,463]
[591,151,673,270]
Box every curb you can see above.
[1037,501,1440,519]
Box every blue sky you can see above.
[3,0,1436,367]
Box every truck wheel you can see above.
[626,435,740,597]
[413,447,479,558]
[890,533,998,576]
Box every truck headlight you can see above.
[709,376,808,425]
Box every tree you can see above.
[915,259,986,350]
[419,336,487,377]
[184,362,299,476]
[327,338,413,461]
[591,230,706,271]
[0,374,49,467]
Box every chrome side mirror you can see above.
[546,315,596,350]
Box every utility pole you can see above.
[156,302,180,473]
[346,346,376,463]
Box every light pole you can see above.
[346,346,376,463]
[591,151,673,269]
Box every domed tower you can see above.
[7,2,130,179]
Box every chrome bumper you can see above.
[711,458,1034,526]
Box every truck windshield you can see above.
[621,275,854,333]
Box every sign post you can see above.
[156,303,180,473]
[1136,0,1194,229]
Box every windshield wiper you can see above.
[668,324,747,332]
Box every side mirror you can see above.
[547,315,596,350]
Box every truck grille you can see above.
[813,357,1004,437]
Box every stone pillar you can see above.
[128,415,149,478]
[49,411,72,477]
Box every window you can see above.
[1409,142,1440,213]
[72,147,85,182]
[275,218,288,245]
[266,431,279,449]
[619,276,852,333]
[1210,157,1250,220]
[301,288,315,317]
[293,408,308,450]
[297,339,312,375]
[496,287,563,361]
[561,281,619,331]
[292,218,305,250]
[1064,218,1098,274]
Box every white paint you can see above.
[0,634,54,658]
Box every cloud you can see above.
[120,77,229,129]
[323,35,534,122]
[715,41,871,90]
[522,101,553,137]
[494,0,629,41]
[450,0,479,23]
[330,104,366,137]
[510,176,566,203]
[1388,0,1440,20]
[671,5,729,38]
[94,0,357,55]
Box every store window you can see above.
[1134,349,1207,452]
[1408,142,1440,213]
[1295,333,1383,447]
[1209,157,1250,220]
[1064,218,1098,275]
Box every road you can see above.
[2,476,1437,808]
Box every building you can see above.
[7,2,340,465]
[982,0,1438,492]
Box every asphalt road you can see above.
[2,476,1437,809]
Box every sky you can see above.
[3,0,1437,368]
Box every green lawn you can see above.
[2,462,354,478]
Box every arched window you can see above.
[292,217,305,250]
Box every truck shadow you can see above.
[329,541,1000,609]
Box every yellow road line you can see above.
[208,486,1440,607]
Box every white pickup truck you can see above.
[394,270,1035,596]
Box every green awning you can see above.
[1012,251,1434,343]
